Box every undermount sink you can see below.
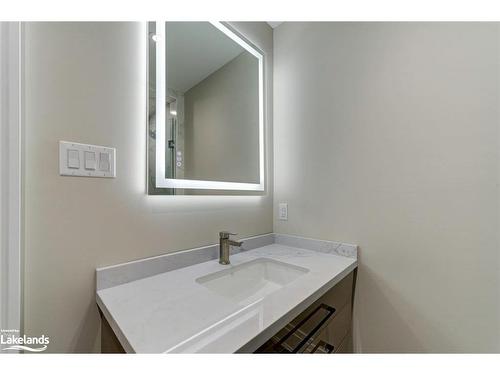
[196,258,309,304]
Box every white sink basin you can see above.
[196,258,309,304]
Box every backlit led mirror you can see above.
[147,22,264,195]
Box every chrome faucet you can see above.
[219,231,243,265]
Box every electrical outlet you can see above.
[279,203,288,220]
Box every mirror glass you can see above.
[148,22,264,195]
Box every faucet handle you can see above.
[219,231,237,239]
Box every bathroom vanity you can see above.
[255,270,355,353]
[96,234,357,353]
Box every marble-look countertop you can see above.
[96,234,357,353]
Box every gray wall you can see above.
[23,21,273,353]
[274,22,500,352]
[184,52,260,183]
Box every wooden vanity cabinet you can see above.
[255,270,356,354]
[99,309,125,353]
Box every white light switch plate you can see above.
[59,141,116,178]
[279,202,288,220]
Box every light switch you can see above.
[84,151,96,170]
[59,141,116,178]
[67,149,80,169]
[99,152,110,172]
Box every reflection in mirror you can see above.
[148,22,264,195]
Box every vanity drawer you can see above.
[255,270,355,354]
[306,330,352,354]
[303,303,352,353]
[335,331,353,353]
[288,270,353,333]
[319,271,354,313]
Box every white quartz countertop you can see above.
[96,237,357,353]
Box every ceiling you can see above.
[166,22,245,93]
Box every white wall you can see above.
[274,22,500,352]
[23,21,273,353]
